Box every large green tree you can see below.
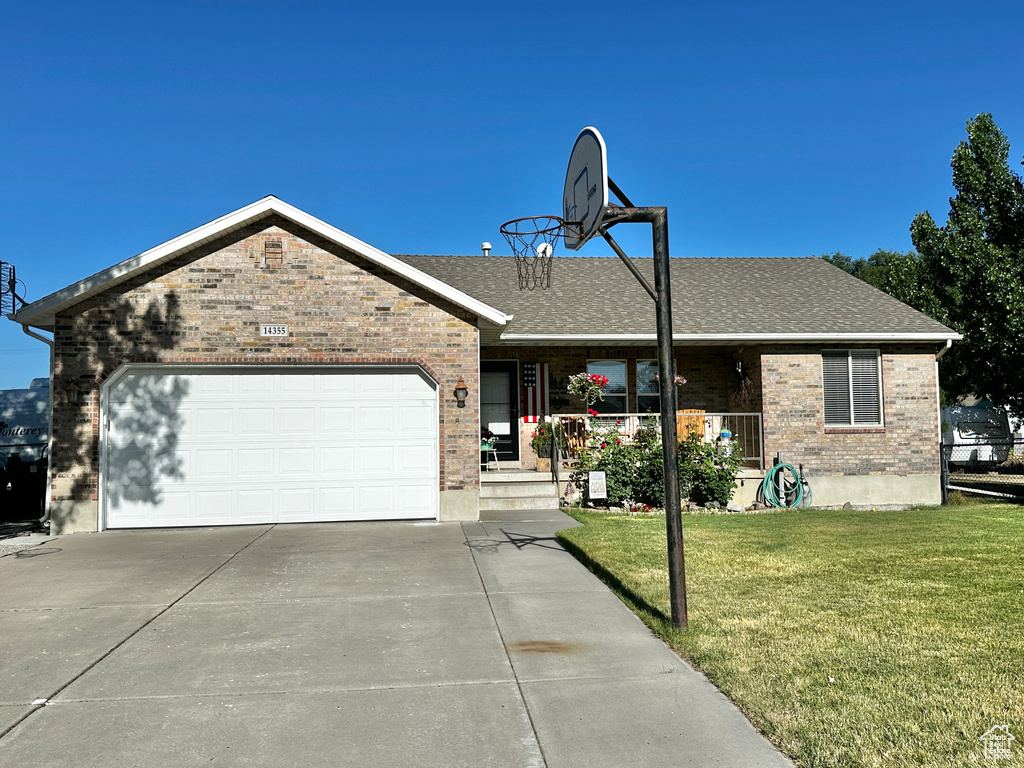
[911,113,1024,419]
[819,249,931,309]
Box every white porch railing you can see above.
[551,412,764,469]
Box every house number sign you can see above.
[259,324,289,337]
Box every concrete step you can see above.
[478,495,560,512]
[480,481,558,499]
[480,470,553,483]
[479,469,561,512]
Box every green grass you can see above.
[557,504,1024,768]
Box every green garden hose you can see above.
[761,462,805,508]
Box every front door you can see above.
[481,361,520,462]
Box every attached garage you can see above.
[13,197,501,533]
[101,366,439,529]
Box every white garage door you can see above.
[102,366,438,528]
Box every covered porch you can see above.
[479,345,765,471]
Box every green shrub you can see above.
[677,431,743,505]
[571,421,666,507]
[570,421,743,509]
[629,424,667,505]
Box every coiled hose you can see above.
[760,462,811,508]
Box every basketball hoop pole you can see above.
[599,199,688,631]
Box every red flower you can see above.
[600,442,606,448]
[588,408,598,416]
[615,439,621,445]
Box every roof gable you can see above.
[12,197,511,330]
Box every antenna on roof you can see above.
[0,261,28,314]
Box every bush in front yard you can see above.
[677,431,743,505]
[572,421,669,507]
[572,423,743,508]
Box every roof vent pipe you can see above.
[481,242,491,256]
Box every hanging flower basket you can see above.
[653,373,688,387]
[567,373,609,409]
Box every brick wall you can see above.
[51,219,480,507]
[760,345,939,476]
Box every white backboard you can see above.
[562,127,608,251]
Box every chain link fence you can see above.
[941,438,1024,502]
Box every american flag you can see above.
[522,362,549,423]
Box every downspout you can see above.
[935,339,952,490]
[20,324,54,526]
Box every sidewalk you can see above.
[0,508,791,767]
[465,507,792,767]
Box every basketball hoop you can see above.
[499,216,581,291]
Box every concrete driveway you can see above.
[0,508,791,767]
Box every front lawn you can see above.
[557,505,1024,768]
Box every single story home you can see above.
[10,197,960,533]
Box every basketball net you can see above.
[499,216,580,291]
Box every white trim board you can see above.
[496,332,961,346]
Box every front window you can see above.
[636,360,660,413]
[587,359,627,414]
[822,350,883,426]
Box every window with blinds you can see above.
[822,350,882,426]
[587,359,627,414]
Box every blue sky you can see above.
[3,0,1023,388]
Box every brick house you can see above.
[11,197,959,533]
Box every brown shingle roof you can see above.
[393,255,956,340]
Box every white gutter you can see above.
[935,338,953,359]
[19,323,54,527]
[498,332,963,344]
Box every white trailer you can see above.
[0,378,50,463]
[940,403,1012,468]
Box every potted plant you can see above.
[530,421,557,472]
[531,421,555,458]
[480,427,497,451]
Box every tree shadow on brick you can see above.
[54,293,187,514]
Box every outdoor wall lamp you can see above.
[64,379,80,404]
[453,377,469,408]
